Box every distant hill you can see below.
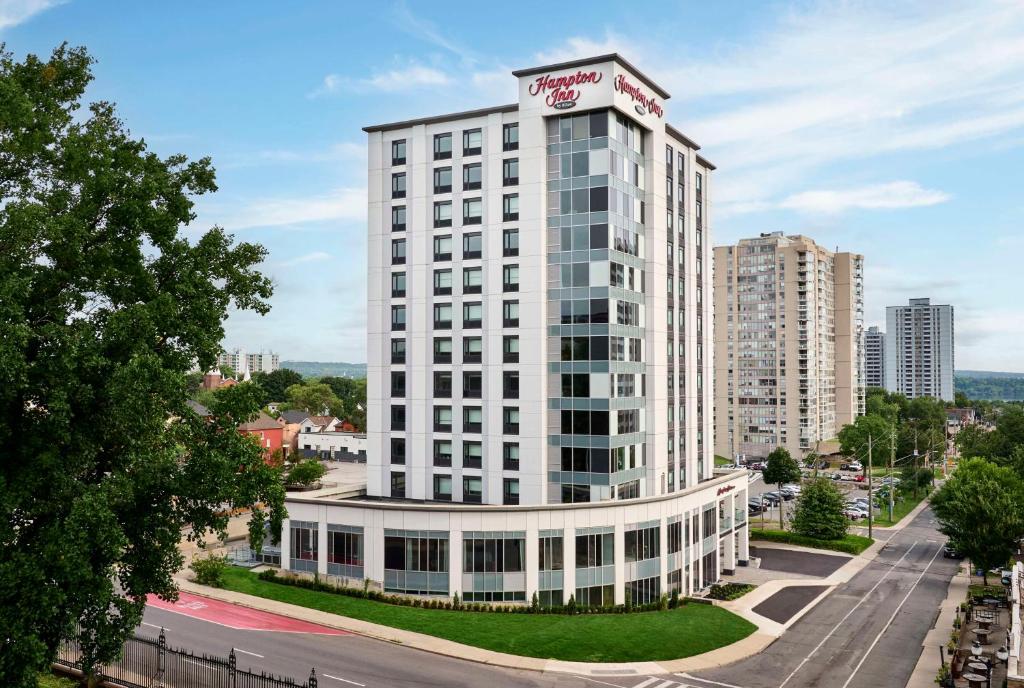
[282,361,366,379]
[956,372,1024,401]
[957,370,1024,379]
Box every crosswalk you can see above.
[625,676,748,688]
[630,678,688,688]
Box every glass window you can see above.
[433,475,452,501]
[463,411,483,436]
[503,158,519,186]
[433,303,453,329]
[390,305,406,331]
[391,205,406,232]
[463,163,482,190]
[503,335,519,363]
[434,268,453,295]
[575,532,613,568]
[433,234,452,261]
[433,166,452,193]
[503,370,519,399]
[463,336,482,363]
[503,123,519,151]
[391,238,405,265]
[390,438,405,465]
[463,232,482,259]
[433,371,452,398]
[391,172,406,199]
[433,337,452,364]
[502,264,519,292]
[433,404,453,431]
[503,442,520,471]
[391,272,406,297]
[391,139,406,165]
[503,194,519,221]
[539,535,563,571]
[463,302,482,328]
[433,200,452,228]
[503,228,519,257]
[503,300,519,327]
[463,371,482,398]
[391,338,406,364]
[390,405,406,431]
[433,132,452,160]
[390,472,405,497]
[289,521,318,571]
[433,438,453,465]
[463,198,482,225]
[463,267,482,294]
[390,371,405,396]
[503,406,519,434]
[463,128,482,155]
[463,476,483,503]
[503,479,519,505]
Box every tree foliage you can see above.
[763,447,802,529]
[283,381,343,417]
[320,375,367,431]
[286,459,327,486]
[252,367,303,405]
[837,414,893,464]
[0,45,285,686]
[792,478,848,540]
[931,458,1024,581]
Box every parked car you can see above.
[749,462,766,471]
[843,508,863,520]
[817,460,830,469]
[853,474,866,482]
[943,543,963,559]
[761,491,782,504]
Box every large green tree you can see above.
[763,447,802,530]
[252,367,303,406]
[283,381,343,417]
[837,414,893,465]
[931,458,1024,584]
[321,375,367,430]
[792,478,847,540]
[0,45,285,686]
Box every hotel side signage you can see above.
[717,485,735,496]
[614,73,664,118]
[527,70,603,110]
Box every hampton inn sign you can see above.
[527,70,603,109]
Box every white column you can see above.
[722,496,737,574]
[317,518,329,576]
[526,523,539,600]
[449,528,462,599]
[280,519,291,571]
[614,525,625,605]
[563,528,576,604]
[658,517,669,596]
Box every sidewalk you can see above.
[172,496,932,677]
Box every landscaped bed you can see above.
[214,568,757,662]
[750,528,873,555]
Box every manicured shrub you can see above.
[190,555,229,588]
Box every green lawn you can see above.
[871,490,929,527]
[750,528,873,555]
[38,674,77,688]
[714,455,732,467]
[218,569,756,662]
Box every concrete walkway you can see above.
[172,496,934,677]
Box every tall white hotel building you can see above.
[280,55,749,606]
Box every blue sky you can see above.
[3,0,1023,370]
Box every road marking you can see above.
[777,540,919,688]
[141,622,166,631]
[838,543,944,688]
[677,674,748,688]
[234,647,264,658]
[570,676,631,688]
[633,679,662,688]
[183,658,217,671]
[323,674,365,687]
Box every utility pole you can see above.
[866,434,873,539]
[913,428,919,500]
[889,429,895,523]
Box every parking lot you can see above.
[742,465,892,526]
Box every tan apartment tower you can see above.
[713,233,864,461]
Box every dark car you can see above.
[761,491,782,504]
[943,544,963,559]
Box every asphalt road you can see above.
[681,504,959,688]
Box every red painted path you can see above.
[146,591,349,635]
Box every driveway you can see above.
[752,546,850,577]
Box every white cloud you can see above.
[392,0,477,65]
[220,142,366,169]
[278,251,332,268]
[312,63,450,97]
[0,0,61,30]
[777,181,950,215]
[201,187,366,230]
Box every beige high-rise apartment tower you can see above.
[714,233,864,461]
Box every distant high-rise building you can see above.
[864,326,886,389]
[885,298,954,401]
[217,348,280,376]
[714,233,864,460]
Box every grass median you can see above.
[750,528,873,555]
[217,568,757,662]
[871,489,930,527]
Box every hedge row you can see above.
[256,569,689,614]
[749,528,873,555]
[707,583,755,601]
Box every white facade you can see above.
[298,430,367,462]
[366,54,714,507]
[885,298,954,401]
[217,348,280,375]
[278,54,744,606]
[864,326,886,389]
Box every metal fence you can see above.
[57,627,317,688]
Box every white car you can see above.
[843,507,864,520]
[847,461,864,472]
